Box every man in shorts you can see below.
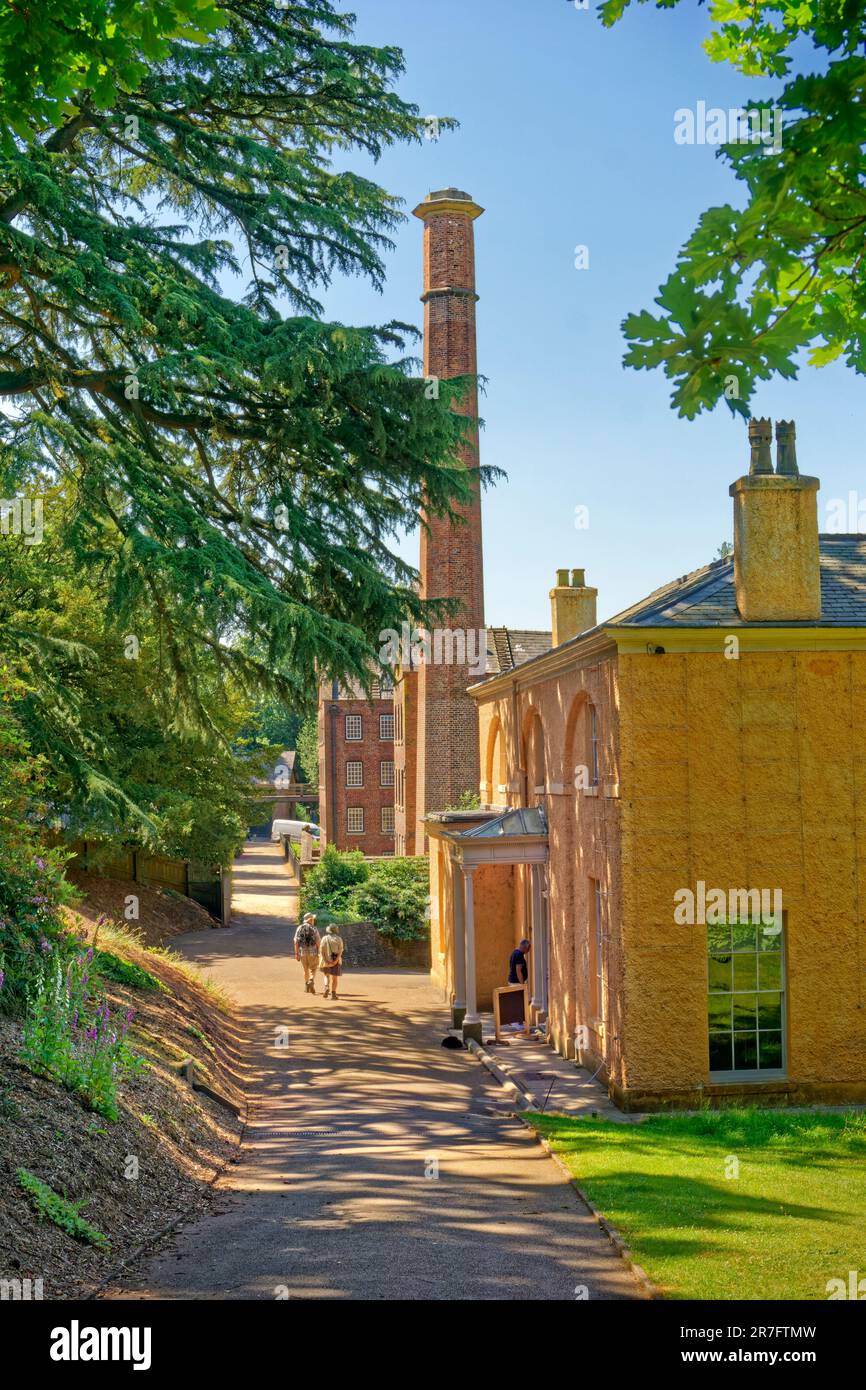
[294,913,321,993]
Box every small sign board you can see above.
[493,984,529,1042]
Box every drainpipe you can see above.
[329,679,339,848]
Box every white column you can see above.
[452,859,467,1024]
[540,866,550,1018]
[530,864,543,1014]
[462,865,480,1028]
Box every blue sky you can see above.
[318,0,865,629]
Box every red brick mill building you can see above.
[318,188,548,854]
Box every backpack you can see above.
[297,923,318,950]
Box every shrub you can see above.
[349,859,429,941]
[300,845,369,918]
[19,952,144,1121]
[16,1169,108,1247]
[301,849,429,941]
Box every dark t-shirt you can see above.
[508,948,528,985]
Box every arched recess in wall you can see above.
[561,690,592,1044]
[563,690,600,794]
[521,705,546,808]
[484,712,506,807]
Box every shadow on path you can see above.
[107,842,645,1301]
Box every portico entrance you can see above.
[425,807,550,1043]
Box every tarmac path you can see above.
[107,840,644,1301]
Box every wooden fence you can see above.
[72,842,231,926]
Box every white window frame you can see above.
[708,915,787,1082]
[347,807,365,835]
[345,714,362,741]
[380,759,394,788]
[381,805,395,834]
[345,761,364,788]
[379,712,395,741]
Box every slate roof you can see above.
[486,627,553,673]
[608,536,866,629]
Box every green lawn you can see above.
[529,1108,866,1300]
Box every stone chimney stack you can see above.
[729,418,822,622]
[550,568,598,647]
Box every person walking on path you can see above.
[294,913,321,993]
[319,923,344,1000]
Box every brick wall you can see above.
[319,685,396,855]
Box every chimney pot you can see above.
[571,568,586,588]
[775,419,799,476]
[748,417,774,476]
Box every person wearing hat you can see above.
[319,922,345,1000]
[294,912,321,994]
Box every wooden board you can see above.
[493,984,529,1042]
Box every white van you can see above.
[271,819,321,843]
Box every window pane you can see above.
[731,923,757,953]
[758,953,782,990]
[708,921,785,1077]
[708,994,731,1029]
[756,993,782,1030]
[709,1032,733,1071]
[759,921,783,951]
[734,1032,758,1070]
[733,952,758,991]
[732,993,757,1030]
[707,923,732,953]
[708,953,732,992]
[759,1031,783,1069]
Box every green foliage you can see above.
[0,0,497,874]
[301,845,368,918]
[20,952,145,1120]
[0,0,491,725]
[295,714,320,788]
[601,1,866,414]
[0,0,224,136]
[16,1168,108,1247]
[0,666,77,1015]
[2,534,262,862]
[238,701,304,754]
[349,858,430,941]
[448,789,481,810]
[300,846,429,940]
[600,0,866,79]
[93,949,165,993]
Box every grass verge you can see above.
[529,1108,866,1300]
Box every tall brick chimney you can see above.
[411,188,486,849]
